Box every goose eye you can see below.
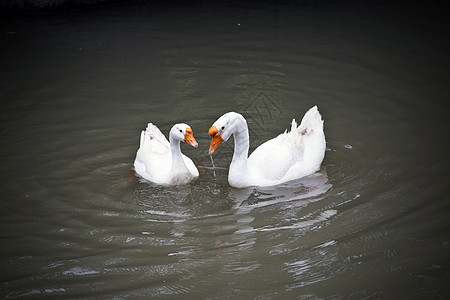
[221,126,225,130]
[179,129,182,133]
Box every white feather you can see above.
[211,106,326,187]
[134,123,198,185]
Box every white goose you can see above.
[134,123,199,185]
[208,106,325,188]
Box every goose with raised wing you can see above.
[134,123,199,185]
[208,106,325,188]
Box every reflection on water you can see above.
[137,170,332,237]
[1,1,449,299]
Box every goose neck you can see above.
[231,116,250,165]
[169,136,185,168]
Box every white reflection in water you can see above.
[315,240,337,248]
[6,288,68,299]
[230,171,331,213]
[62,267,100,276]
[138,170,333,241]
[144,210,190,220]
[227,171,333,233]
[256,209,337,232]
[224,261,263,274]
[284,244,340,290]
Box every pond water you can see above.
[1,1,449,298]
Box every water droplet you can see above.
[210,155,216,179]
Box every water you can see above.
[1,1,449,298]
[210,155,216,179]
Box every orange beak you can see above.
[184,128,198,148]
[208,126,224,155]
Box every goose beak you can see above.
[184,128,198,148]
[208,126,224,155]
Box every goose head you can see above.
[170,123,198,148]
[208,112,243,155]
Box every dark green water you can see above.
[1,1,449,298]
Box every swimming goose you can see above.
[134,123,199,185]
[208,106,325,188]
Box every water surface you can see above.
[1,1,449,298]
